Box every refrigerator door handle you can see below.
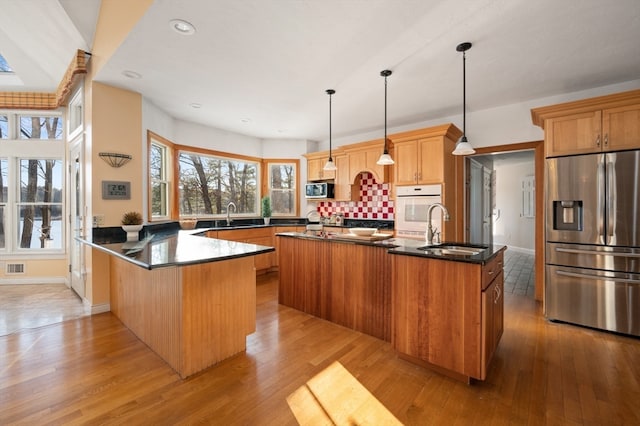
[556,247,640,258]
[555,270,640,284]
[597,156,606,244]
[607,155,616,243]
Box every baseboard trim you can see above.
[0,277,67,285]
[505,245,535,255]
[86,301,110,315]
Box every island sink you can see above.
[417,243,488,256]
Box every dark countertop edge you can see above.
[387,245,506,265]
[276,231,400,248]
[80,233,275,270]
[276,232,506,264]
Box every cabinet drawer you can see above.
[482,251,504,290]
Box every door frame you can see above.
[69,136,85,298]
[455,141,544,302]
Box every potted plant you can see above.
[261,196,272,225]
[121,211,143,241]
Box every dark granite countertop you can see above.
[276,232,505,264]
[83,230,274,270]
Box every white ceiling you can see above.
[1,0,639,142]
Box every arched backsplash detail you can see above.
[316,172,394,220]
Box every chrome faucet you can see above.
[426,203,450,245]
[226,202,237,226]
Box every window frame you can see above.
[147,131,175,222]
[263,159,300,217]
[176,145,261,218]
[0,111,65,255]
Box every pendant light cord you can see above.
[462,49,466,136]
[329,90,333,160]
[381,70,392,154]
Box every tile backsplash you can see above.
[316,172,394,220]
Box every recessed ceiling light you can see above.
[240,118,251,123]
[169,19,196,35]
[190,103,202,109]
[122,70,142,79]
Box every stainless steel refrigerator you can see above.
[546,150,640,336]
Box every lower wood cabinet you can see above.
[391,249,505,382]
[278,236,391,341]
[216,227,275,272]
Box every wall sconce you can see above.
[99,152,132,168]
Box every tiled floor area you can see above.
[503,249,535,297]
[0,284,89,336]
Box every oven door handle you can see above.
[555,270,640,284]
[555,247,640,258]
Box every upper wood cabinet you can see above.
[333,154,357,201]
[343,140,391,184]
[305,152,336,181]
[531,89,640,157]
[392,123,460,186]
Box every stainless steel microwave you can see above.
[305,182,335,199]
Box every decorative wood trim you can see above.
[531,89,640,128]
[0,49,89,109]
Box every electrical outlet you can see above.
[93,214,105,227]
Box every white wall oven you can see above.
[394,184,442,240]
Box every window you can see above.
[178,150,259,217]
[0,53,12,72]
[17,159,63,249]
[148,131,174,221]
[0,112,64,253]
[19,115,63,140]
[266,160,299,217]
[0,115,7,139]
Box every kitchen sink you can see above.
[417,244,488,256]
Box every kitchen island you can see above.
[277,232,506,382]
[86,230,274,378]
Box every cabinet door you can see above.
[545,111,602,157]
[480,280,495,380]
[308,158,335,180]
[493,271,504,347]
[334,155,353,200]
[348,151,367,183]
[603,104,640,151]
[394,140,418,185]
[417,137,444,183]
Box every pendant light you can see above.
[376,69,395,165]
[452,42,476,156]
[323,89,338,171]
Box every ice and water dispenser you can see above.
[552,200,583,231]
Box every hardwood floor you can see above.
[0,284,89,336]
[1,272,639,425]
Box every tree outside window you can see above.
[267,161,298,216]
[178,151,258,217]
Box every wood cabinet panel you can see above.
[532,90,640,157]
[278,237,391,341]
[392,248,505,381]
[306,154,336,181]
[108,253,256,378]
[545,111,601,157]
[216,227,275,271]
[278,237,331,317]
[603,104,640,151]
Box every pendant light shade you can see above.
[323,89,337,171]
[453,42,476,156]
[377,69,395,165]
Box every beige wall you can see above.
[0,259,67,283]
[81,0,152,308]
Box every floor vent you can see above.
[6,263,25,274]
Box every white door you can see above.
[469,159,483,243]
[482,167,493,246]
[69,138,85,297]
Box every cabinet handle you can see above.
[604,133,608,146]
[596,135,601,147]
[488,270,494,276]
